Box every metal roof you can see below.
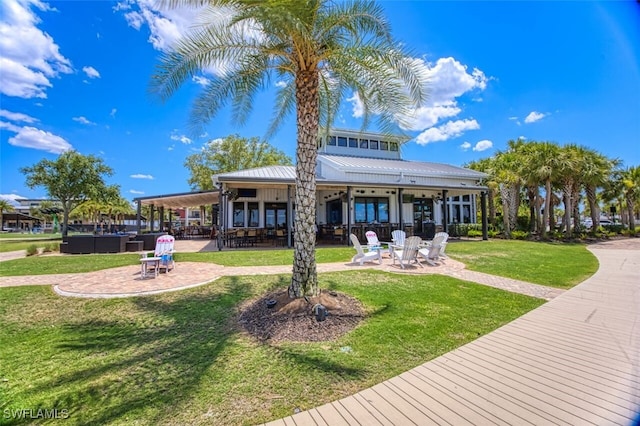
[133,190,219,209]
[318,154,486,179]
[216,154,486,186]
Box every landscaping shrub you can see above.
[25,244,38,256]
[510,230,529,240]
[467,229,483,238]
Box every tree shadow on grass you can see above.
[32,277,253,425]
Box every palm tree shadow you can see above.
[34,278,252,425]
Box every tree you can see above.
[619,166,640,231]
[20,151,115,237]
[0,198,15,231]
[152,0,427,297]
[185,134,292,190]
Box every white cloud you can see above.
[192,75,210,86]
[460,141,471,151]
[393,57,489,131]
[0,194,25,206]
[129,189,144,195]
[346,92,364,118]
[415,119,480,145]
[170,131,191,144]
[72,116,95,125]
[275,80,287,88]
[82,66,100,78]
[130,174,154,179]
[0,0,73,99]
[4,124,72,153]
[110,108,117,117]
[0,109,38,123]
[473,139,493,152]
[524,111,546,123]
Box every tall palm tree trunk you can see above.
[542,179,552,239]
[562,181,573,238]
[289,70,319,298]
[585,184,599,229]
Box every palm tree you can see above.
[0,199,15,231]
[527,141,560,239]
[573,146,620,231]
[152,0,427,297]
[619,166,640,231]
[492,149,522,238]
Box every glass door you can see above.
[413,198,434,237]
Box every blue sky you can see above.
[1,0,639,205]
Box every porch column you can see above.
[481,191,488,240]
[287,185,292,248]
[150,205,155,232]
[136,200,142,233]
[442,190,448,233]
[347,186,352,242]
[398,188,404,227]
[159,207,164,232]
[217,182,223,250]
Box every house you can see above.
[212,129,488,244]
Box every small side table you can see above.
[140,257,161,278]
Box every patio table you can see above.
[140,257,161,278]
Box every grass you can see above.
[0,253,141,276]
[0,271,543,425]
[0,237,62,253]
[176,246,355,266]
[447,239,598,288]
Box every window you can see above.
[233,202,245,227]
[248,202,259,227]
[337,136,347,147]
[264,203,287,229]
[359,138,369,149]
[328,136,337,146]
[369,139,379,150]
[238,188,257,198]
[348,137,358,148]
[354,197,389,223]
[390,142,399,151]
[380,141,388,151]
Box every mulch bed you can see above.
[238,288,366,343]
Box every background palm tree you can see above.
[0,199,15,231]
[152,0,428,297]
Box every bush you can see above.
[25,244,38,256]
[467,229,483,238]
[487,230,499,238]
[511,230,529,240]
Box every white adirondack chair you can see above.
[391,236,422,269]
[350,234,382,266]
[418,234,447,266]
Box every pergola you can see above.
[1,212,41,231]
[132,190,220,232]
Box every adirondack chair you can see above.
[391,236,422,269]
[422,232,449,259]
[365,230,389,250]
[350,234,382,266]
[418,234,447,266]
[140,234,175,278]
[391,230,406,250]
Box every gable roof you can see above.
[317,154,486,179]
[215,154,487,191]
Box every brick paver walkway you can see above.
[0,239,563,300]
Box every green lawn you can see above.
[0,236,62,253]
[447,239,598,288]
[0,271,543,425]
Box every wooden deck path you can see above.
[265,241,640,425]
